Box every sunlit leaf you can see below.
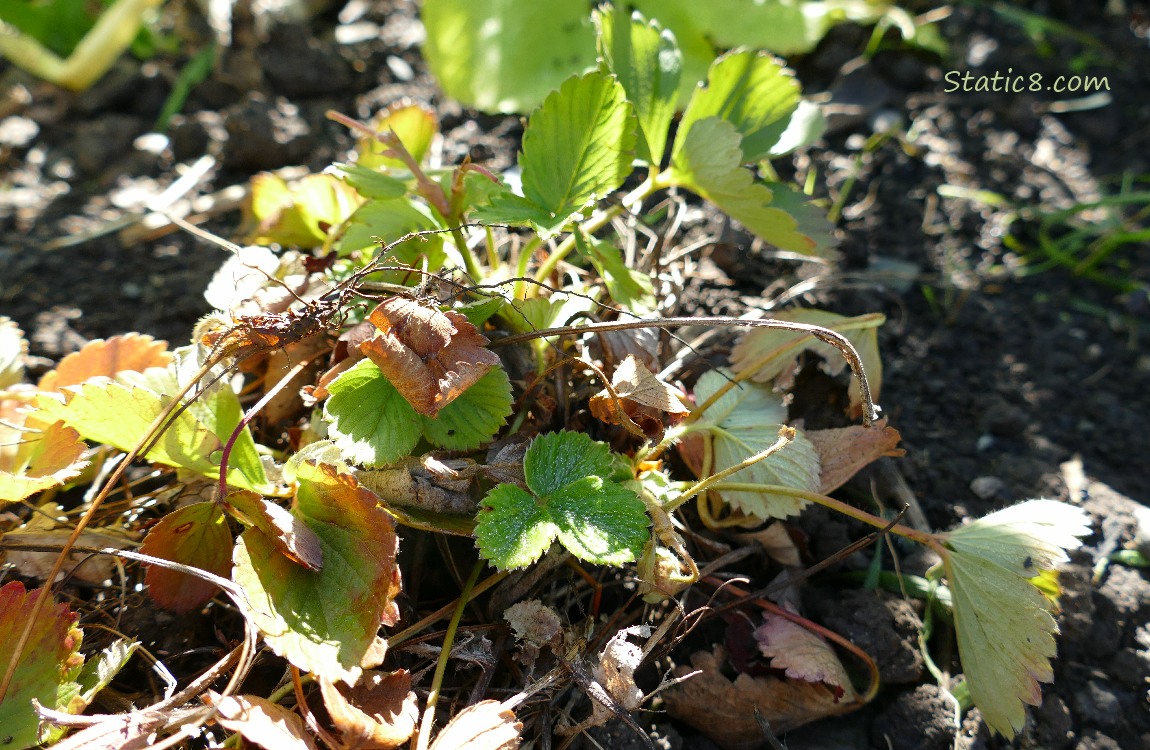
[595,5,681,166]
[421,0,597,113]
[573,230,655,312]
[689,370,820,519]
[420,368,513,451]
[0,419,89,505]
[339,198,445,266]
[0,316,28,388]
[0,581,84,748]
[141,501,233,613]
[243,173,364,248]
[338,164,408,200]
[755,613,855,698]
[728,309,884,419]
[476,431,649,569]
[428,699,522,750]
[233,461,401,685]
[212,692,318,750]
[668,118,819,254]
[320,669,418,749]
[356,102,438,171]
[806,420,903,494]
[75,639,139,709]
[37,333,171,392]
[224,490,324,572]
[477,71,636,237]
[939,499,1091,738]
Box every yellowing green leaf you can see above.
[475,431,649,569]
[242,173,364,248]
[595,6,681,166]
[0,581,84,748]
[233,461,401,685]
[669,117,817,254]
[690,370,819,519]
[0,316,28,388]
[421,0,597,113]
[728,309,884,420]
[677,51,801,165]
[939,500,1091,738]
[356,102,438,171]
[0,419,88,505]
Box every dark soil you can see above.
[2,1,1148,748]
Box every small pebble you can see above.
[386,55,415,81]
[976,433,995,451]
[970,475,1007,500]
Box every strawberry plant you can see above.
[0,4,1094,748]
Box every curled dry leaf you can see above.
[428,700,522,750]
[7,526,132,585]
[319,669,419,750]
[38,333,172,392]
[358,456,478,515]
[359,297,500,417]
[589,355,689,440]
[805,419,903,494]
[662,645,859,750]
[211,692,317,750]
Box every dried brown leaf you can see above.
[428,700,522,750]
[754,613,855,697]
[806,419,903,494]
[319,669,418,750]
[360,298,500,417]
[7,526,132,585]
[589,355,688,439]
[38,334,171,392]
[212,692,317,750]
[662,646,859,750]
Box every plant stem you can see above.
[415,560,484,750]
[665,428,793,512]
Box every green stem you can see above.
[666,428,794,512]
[415,560,484,750]
[451,225,482,281]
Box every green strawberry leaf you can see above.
[939,500,1090,738]
[420,0,597,114]
[338,163,408,200]
[0,581,84,748]
[355,102,438,171]
[676,50,801,166]
[232,461,401,685]
[141,501,233,613]
[594,5,681,166]
[477,71,637,237]
[339,199,445,266]
[690,370,820,519]
[573,230,656,312]
[669,117,820,254]
[476,431,649,569]
[325,360,512,466]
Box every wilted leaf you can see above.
[476,71,636,236]
[0,316,28,388]
[806,420,903,494]
[233,461,401,684]
[203,245,282,315]
[212,692,317,750]
[38,333,171,392]
[224,490,323,572]
[669,118,818,254]
[356,102,438,171]
[475,431,649,569]
[0,419,89,504]
[0,582,85,749]
[662,645,858,749]
[595,6,681,166]
[728,310,884,419]
[938,499,1091,738]
[589,354,688,439]
[754,614,856,699]
[320,669,418,749]
[429,700,522,750]
[141,502,233,613]
[361,297,501,417]
[689,371,820,519]
[5,525,130,585]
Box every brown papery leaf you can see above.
[754,613,856,698]
[360,297,500,417]
[589,355,689,439]
[429,700,522,750]
[320,669,419,750]
[211,692,317,750]
[662,646,859,750]
[806,419,903,494]
[38,334,171,391]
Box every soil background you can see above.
[1,1,1148,749]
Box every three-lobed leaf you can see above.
[938,499,1091,738]
[476,431,649,569]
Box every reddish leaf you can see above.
[806,419,904,494]
[212,692,317,750]
[233,461,402,684]
[360,297,500,417]
[0,582,85,748]
[141,502,233,613]
[224,490,324,571]
[38,334,171,392]
[754,613,855,698]
[320,669,419,749]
